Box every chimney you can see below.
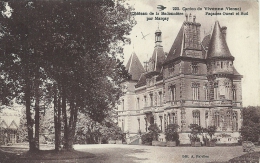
[221,26,227,39]
[193,15,196,22]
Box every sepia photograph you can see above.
[0,0,259,162]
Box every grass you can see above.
[0,147,95,161]
[228,151,260,163]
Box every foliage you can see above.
[189,124,203,142]
[148,123,161,141]
[141,132,153,145]
[165,124,179,143]
[74,113,124,144]
[240,106,260,142]
[0,0,135,150]
[204,125,217,140]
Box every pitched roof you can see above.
[125,52,145,81]
[135,73,146,88]
[0,116,20,129]
[207,21,234,60]
[164,25,184,64]
[150,46,165,72]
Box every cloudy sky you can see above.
[123,0,259,107]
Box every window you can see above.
[191,63,198,74]
[170,85,176,102]
[172,112,177,124]
[214,112,220,127]
[225,82,230,99]
[232,85,236,101]
[137,98,140,110]
[144,96,147,107]
[221,61,223,68]
[150,94,153,106]
[233,111,238,131]
[158,92,162,106]
[205,111,209,128]
[164,114,167,131]
[214,82,218,99]
[192,83,200,100]
[204,84,209,100]
[193,110,200,125]
[227,111,231,128]
[122,99,124,111]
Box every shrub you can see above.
[189,124,203,142]
[165,124,179,143]
[141,132,153,144]
[148,124,161,141]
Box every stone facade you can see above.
[118,15,243,145]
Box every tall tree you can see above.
[0,0,134,151]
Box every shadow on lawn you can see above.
[0,145,149,163]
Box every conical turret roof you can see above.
[126,52,145,81]
[207,21,234,60]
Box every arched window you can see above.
[192,110,200,125]
[225,82,230,99]
[169,85,176,102]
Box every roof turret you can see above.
[125,52,145,81]
[207,21,234,60]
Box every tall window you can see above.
[122,99,124,111]
[192,83,200,100]
[233,111,238,131]
[158,92,162,106]
[170,85,176,102]
[172,112,177,124]
[122,119,124,132]
[214,112,220,127]
[214,82,218,100]
[137,98,140,110]
[144,96,147,107]
[192,110,200,125]
[227,111,231,128]
[204,84,209,100]
[150,94,153,106]
[191,63,198,74]
[232,85,236,101]
[205,111,209,128]
[225,82,230,99]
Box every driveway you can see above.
[1,144,257,163]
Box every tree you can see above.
[240,106,260,142]
[189,124,203,142]
[0,0,135,151]
[165,124,179,143]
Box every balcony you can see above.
[211,100,232,106]
[182,100,211,107]
[143,106,155,113]
[232,101,242,107]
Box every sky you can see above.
[122,0,259,107]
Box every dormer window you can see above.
[191,63,198,74]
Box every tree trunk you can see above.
[34,71,40,151]
[61,85,68,149]
[25,75,34,151]
[54,85,59,151]
[66,98,78,150]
